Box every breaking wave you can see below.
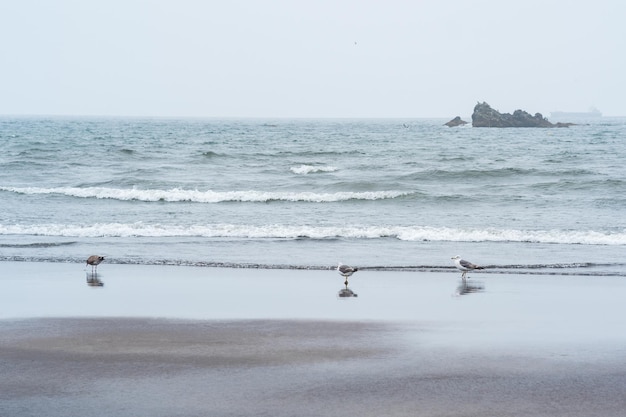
[1,223,625,245]
[0,186,407,203]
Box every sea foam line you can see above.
[0,186,407,202]
[1,223,625,245]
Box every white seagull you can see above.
[451,255,484,280]
[337,263,358,284]
[86,255,105,275]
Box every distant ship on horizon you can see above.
[551,107,602,119]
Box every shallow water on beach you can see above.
[1,116,626,275]
[3,261,626,417]
[2,262,626,357]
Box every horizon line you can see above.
[1,113,623,120]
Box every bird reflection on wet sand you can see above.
[454,280,484,297]
[338,283,358,298]
[86,275,104,287]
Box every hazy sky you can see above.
[1,0,624,118]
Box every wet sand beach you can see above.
[1,262,626,416]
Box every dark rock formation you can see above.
[444,116,468,127]
[472,102,574,128]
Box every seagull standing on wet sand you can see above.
[337,262,358,285]
[451,255,484,281]
[86,255,105,275]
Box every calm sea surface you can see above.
[1,116,625,276]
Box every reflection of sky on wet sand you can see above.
[2,261,626,358]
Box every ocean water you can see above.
[1,116,625,276]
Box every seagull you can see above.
[451,255,484,281]
[337,262,358,285]
[86,255,105,275]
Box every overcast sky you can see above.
[1,0,624,118]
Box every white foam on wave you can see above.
[395,226,626,245]
[1,223,625,245]
[0,186,406,202]
[290,165,338,175]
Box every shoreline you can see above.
[2,255,626,277]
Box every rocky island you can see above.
[471,102,574,128]
[444,116,468,127]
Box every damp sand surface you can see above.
[1,262,626,416]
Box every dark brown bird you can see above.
[86,255,105,275]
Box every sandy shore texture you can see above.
[2,262,626,416]
[1,318,625,417]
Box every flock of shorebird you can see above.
[338,256,484,284]
[85,254,484,283]
[338,255,484,284]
